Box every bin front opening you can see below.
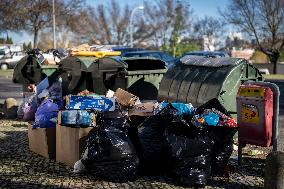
[123,58,166,71]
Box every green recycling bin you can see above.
[59,56,167,100]
[158,56,263,118]
[92,57,167,100]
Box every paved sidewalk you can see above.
[0,119,268,189]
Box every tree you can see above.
[85,1,131,45]
[0,0,87,48]
[193,16,225,51]
[220,0,284,73]
[144,0,192,55]
[6,35,13,44]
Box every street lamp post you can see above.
[52,0,56,49]
[130,6,144,48]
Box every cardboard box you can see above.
[115,88,138,107]
[56,112,94,167]
[28,124,56,159]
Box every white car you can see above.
[0,51,26,70]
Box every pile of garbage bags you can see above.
[18,77,62,129]
[73,95,237,187]
[18,73,237,187]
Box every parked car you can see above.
[112,46,144,56]
[181,51,230,58]
[122,50,176,66]
[0,49,5,59]
[0,51,26,70]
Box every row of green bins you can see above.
[157,56,263,118]
[59,56,167,100]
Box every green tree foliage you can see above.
[162,39,201,57]
[0,35,13,44]
[23,42,32,51]
[5,35,13,44]
[147,0,192,50]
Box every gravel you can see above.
[0,119,269,189]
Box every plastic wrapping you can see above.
[48,81,63,105]
[165,118,213,187]
[158,102,195,115]
[61,110,96,127]
[78,116,138,182]
[21,95,38,121]
[32,99,58,128]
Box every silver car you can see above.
[0,51,26,70]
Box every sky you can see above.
[9,0,229,45]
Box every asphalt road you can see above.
[0,73,23,105]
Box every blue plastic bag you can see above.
[33,99,58,128]
[22,95,38,121]
[159,102,195,115]
[203,112,219,126]
[61,110,95,127]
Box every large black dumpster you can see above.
[158,56,263,118]
[58,56,98,95]
[13,52,58,85]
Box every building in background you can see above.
[231,47,255,60]
[203,35,215,51]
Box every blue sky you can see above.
[9,0,229,45]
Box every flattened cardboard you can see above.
[28,124,56,159]
[56,112,94,167]
[115,88,138,107]
[128,102,155,116]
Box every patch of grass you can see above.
[263,74,284,80]
[0,69,14,78]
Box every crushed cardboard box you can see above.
[128,102,157,117]
[115,88,139,107]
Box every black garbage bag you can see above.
[79,116,139,182]
[208,127,237,175]
[165,120,213,187]
[137,104,179,174]
[195,98,230,116]
[196,98,237,175]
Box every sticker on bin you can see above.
[238,87,265,98]
[66,95,115,111]
[241,104,259,124]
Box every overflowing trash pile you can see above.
[70,94,237,187]
[17,58,238,187]
[17,71,238,187]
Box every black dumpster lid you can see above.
[180,56,244,67]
